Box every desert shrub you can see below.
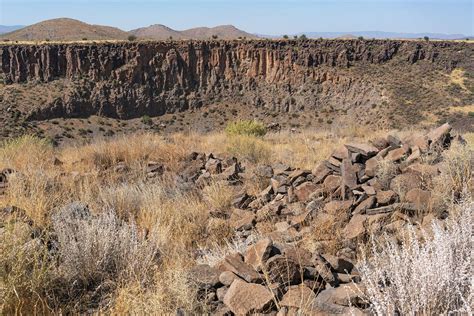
[432,142,472,205]
[225,120,267,137]
[0,223,53,314]
[51,203,160,310]
[128,35,137,41]
[202,181,234,210]
[141,115,152,125]
[0,135,53,170]
[357,199,473,315]
[226,135,271,164]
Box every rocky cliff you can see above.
[1,40,473,120]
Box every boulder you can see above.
[223,279,273,315]
[244,237,274,271]
[216,253,262,283]
[324,200,353,215]
[405,188,432,210]
[280,285,317,309]
[345,143,379,157]
[265,255,302,286]
[294,182,319,202]
[353,196,376,215]
[343,214,367,240]
[219,271,241,286]
[426,123,452,149]
[312,163,331,183]
[384,147,407,162]
[376,190,398,206]
[341,159,358,189]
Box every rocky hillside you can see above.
[130,24,257,40]
[0,18,129,41]
[0,39,473,136]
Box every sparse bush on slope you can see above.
[225,120,267,137]
[357,199,473,315]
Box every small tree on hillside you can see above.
[128,35,137,41]
[212,35,218,40]
[424,36,430,41]
[299,34,307,40]
[283,35,289,39]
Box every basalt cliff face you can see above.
[1,40,473,122]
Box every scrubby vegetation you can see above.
[0,126,472,314]
[225,120,267,137]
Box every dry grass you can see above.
[1,126,470,314]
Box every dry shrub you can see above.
[0,223,53,314]
[226,135,271,164]
[357,199,473,315]
[432,142,472,206]
[3,167,68,227]
[0,135,53,171]
[202,181,234,211]
[375,159,398,190]
[51,202,160,311]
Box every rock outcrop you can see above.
[1,40,472,121]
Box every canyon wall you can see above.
[1,40,472,120]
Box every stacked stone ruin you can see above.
[186,123,467,315]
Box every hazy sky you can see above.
[1,0,473,35]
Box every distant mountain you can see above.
[262,31,471,40]
[130,24,257,40]
[0,25,25,34]
[0,18,128,41]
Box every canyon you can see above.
[0,39,473,141]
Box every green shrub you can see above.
[468,112,474,117]
[225,120,267,137]
[141,115,152,125]
[128,35,137,41]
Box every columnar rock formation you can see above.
[1,40,472,121]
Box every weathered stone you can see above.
[288,169,311,184]
[325,157,342,172]
[385,147,407,162]
[315,284,367,310]
[313,254,339,286]
[205,158,223,174]
[255,165,274,178]
[244,238,273,271]
[361,184,376,196]
[345,143,379,157]
[426,123,452,149]
[365,156,381,177]
[322,254,354,274]
[376,190,398,206]
[370,137,389,150]
[324,200,353,215]
[216,286,228,302]
[219,271,241,286]
[387,134,402,147]
[188,264,221,290]
[405,188,431,210]
[223,279,273,315]
[265,255,301,286]
[332,146,350,160]
[216,253,262,283]
[353,196,376,215]
[294,182,318,202]
[283,247,314,268]
[232,213,256,231]
[404,163,439,177]
[341,159,358,189]
[280,285,317,309]
[343,214,367,239]
[312,163,331,183]
[323,175,341,193]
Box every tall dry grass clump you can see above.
[357,199,473,315]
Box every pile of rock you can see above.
[189,238,367,315]
[175,152,244,188]
[191,123,465,314]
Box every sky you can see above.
[1,0,473,35]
